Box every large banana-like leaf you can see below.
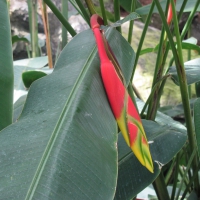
[0,28,135,199]
[0,0,14,130]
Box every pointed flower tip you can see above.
[147,165,154,173]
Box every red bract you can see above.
[167,0,176,25]
[90,14,154,173]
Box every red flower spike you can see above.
[167,0,176,25]
[90,14,154,173]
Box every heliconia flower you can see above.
[90,14,154,173]
[167,0,177,25]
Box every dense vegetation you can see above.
[1,0,200,199]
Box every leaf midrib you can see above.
[25,46,97,199]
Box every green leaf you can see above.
[140,47,158,55]
[158,99,196,118]
[12,35,30,45]
[13,94,27,122]
[24,33,45,48]
[0,28,135,199]
[22,71,47,88]
[194,98,200,156]
[140,37,199,55]
[13,57,49,94]
[0,0,14,130]
[110,12,140,28]
[169,58,200,86]
[135,0,200,16]
[119,0,143,13]
[115,99,187,199]
[14,56,48,68]
[94,6,115,22]
[183,37,198,45]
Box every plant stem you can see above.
[155,0,200,194]
[180,0,200,40]
[43,0,76,37]
[175,148,197,200]
[181,163,200,200]
[132,84,143,100]
[171,153,180,200]
[146,0,169,120]
[153,172,170,200]
[187,27,191,98]
[39,0,53,68]
[164,157,176,185]
[85,0,96,15]
[128,83,139,113]
[127,0,136,44]
[130,1,155,82]
[61,0,68,49]
[141,74,170,117]
[28,0,39,57]
[171,0,199,171]
[99,0,108,25]
[149,0,188,106]
[113,0,121,33]
[75,0,90,25]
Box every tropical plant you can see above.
[1,0,200,199]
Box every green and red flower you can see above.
[91,14,154,173]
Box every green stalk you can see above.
[164,157,176,185]
[155,0,200,194]
[40,0,53,68]
[130,1,155,82]
[177,0,188,22]
[113,0,121,33]
[167,0,198,67]
[187,27,191,98]
[153,172,170,200]
[61,0,68,49]
[141,74,170,117]
[180,0,200,40]
[75,0,90,25]
[171,153,180,200]
[85,0,96,15]
[175,149,197,200]
[127,0,136,44]
[132,83,143,100]
[128,83,139,113]
[181,163,200,200]
[43,0,76,37]
[171,0,197,152]
[27,0,32,47]
[146,30,166,119]
[178,166,189,188]
[26,43,31,58]
[161,0,188,75]
[27,0,39,57]
[32,0,39,57]
[146,0,169,120]
[99,0,108,25]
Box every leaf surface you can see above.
[0,0,14,130]
[169,58,200,86]
[0,28,136,199]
